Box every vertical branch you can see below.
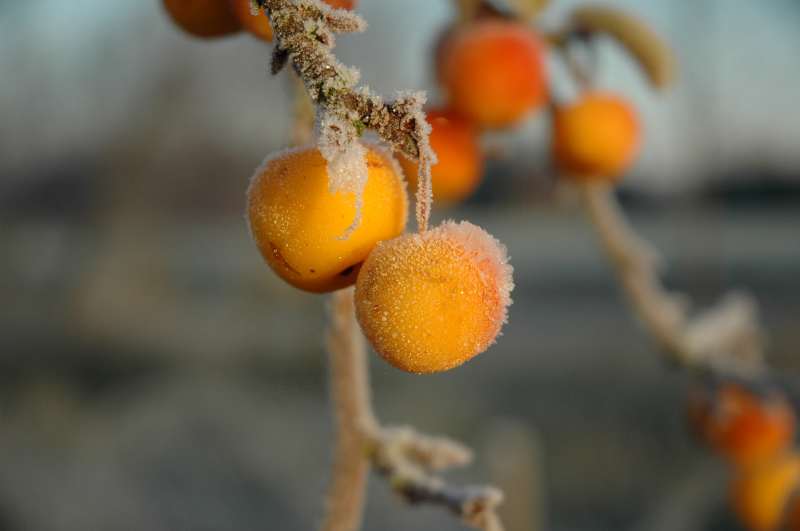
[322,288,378,531]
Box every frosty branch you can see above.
[369,426,504,531]
[581,183,766,378]
[325,289,505,531]
[546,11,763,379]
[258,0,435,231]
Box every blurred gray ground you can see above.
[1,200,798,531]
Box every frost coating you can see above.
[366,142,407,191]
[246,145,408,292]
[438,220,514,323]
[261,0,437,232]
[354,220,514,374]
[393,91,437,232]
[319,112,367,195]
[319,113,369,238]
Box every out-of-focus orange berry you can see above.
[688,382,796,470]
[229,0,272,41]
[438,20,548,129]
[247,146,408,293]
[354,221,513,374]
[552,91,641,181]
[399,109,484,205]
[230,0,357,42]
[731,454,800,531]
[324,0,357,9]
[162,0,241,38]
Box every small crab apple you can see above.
[731,453,800,531]
[438,19,548,129]
[247,145,408,293]
[552,91,641,182]
[229,0,273,41]
[162,0,241,38]
[399,109,484,205]
[687,381,796,470]
[354,221,513,374]
[230,0,358,43]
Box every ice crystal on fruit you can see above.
[318,112,368,237]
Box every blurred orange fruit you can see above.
[438,20,548,129]
[552,91,641,181]
[731,454,800,531]
[230,0,358,42]
[229,0,272,41]
[399,109,484,205]
[688,382,796,470]
[324,0,357,8]
[163,0,241,38]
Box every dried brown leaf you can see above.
[570,4,677,90]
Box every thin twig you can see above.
[369,427,505,531]
[580,182,765,377]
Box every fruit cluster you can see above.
[162,0,518,374]
[160,0,649,375]
[404,11,642,207]
[161,2,798,529]
[247,145,513,374]
[689,380,800,531]
[162,2,797,529]
[415,16,550,204]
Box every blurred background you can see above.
[1,0,799,530]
